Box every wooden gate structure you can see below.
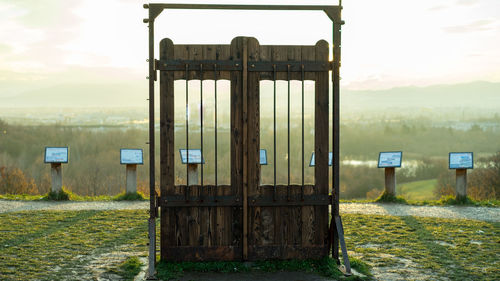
[143,3,348,277]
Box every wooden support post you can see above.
[50,163,62,192]
[126,164,138,193]
[187,164,199,185]
[384,167,396,196]
[456,169,467,200]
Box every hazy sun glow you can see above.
[0,0,499,91]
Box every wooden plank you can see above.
[242,37,249,259]
[248,245,328,260]
[205,44,218,247]
[314,40,330,247]
[230,37,244,248]
[300,45,316,248]
[287,45,303,246]
[270,45,288,247]
[173,44,232,80]
[162,246,242,262]
[187,44,203,246]
[216,42,233,247]
[159,38,176,259]
[256,44,275,248]
[175,44,191,248]
[247,37,261,253]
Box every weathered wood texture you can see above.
[50,163,62,192]
[160,37,330,261]
[455,169,467,200]
[384,167,396,196]
[125,164,137,193]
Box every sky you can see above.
[0,0,499,93]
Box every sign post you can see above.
[309,152,333,167]
[180,149,204,186]
[259,149,268,185]
[377,151,403,197]
[449,152,473,200]
[120,149,144,194]
[44,147,69,193]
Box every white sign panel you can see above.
[449,152,473,169]
[44,147,69,163]
[120,149,143,165]
[180,149,204,164]
[309,152,333,167]
[378,151,402,168]
[260,149,268,165]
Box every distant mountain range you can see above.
[342,81,500,110]
[1,80,498,109]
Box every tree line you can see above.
[0,117,499,200]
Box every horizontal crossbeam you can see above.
[155,59,332,72]
[159,194,331,207]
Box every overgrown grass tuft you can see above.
[113,256,143,280]
[0,194,45,200]
[436,195,477,206]
[374,191,407,204]
[156,256,373,280]
[0,190,147,202]
[112,192,146,201]
[44,187,71,201]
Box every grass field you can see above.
[0,210,498,280]
[397,179,438,201]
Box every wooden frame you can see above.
[144,2,346,276]
[159,37,330,261]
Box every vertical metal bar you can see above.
[273,64,277,201]
[146,13,156,279]
[301,64,305,201]
[214,64,218,188]
[200,64,204,193]
[287,64,291,201]
[185,64,190,201]
[332,13,343,262]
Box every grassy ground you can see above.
[397,179,437,201]
[0,189,147,201]
[0,210,149,280]
[0,210,498,280]
[343,214,500,281]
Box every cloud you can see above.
[427,5,448,12]
[456,0,479,6]
[0,44,11,54]
[442,19,495,33]
[3,0,83,28]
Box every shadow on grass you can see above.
[400,215,477,278]
[0,210,98,251]
[157,256,373,281]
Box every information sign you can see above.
[260,149,268,165]
[179,149,204,164]
[309,152,333,167]
[449,152,473,169]
[378,151,402,168]
[44,147,69,163]
[120,149,144,165]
